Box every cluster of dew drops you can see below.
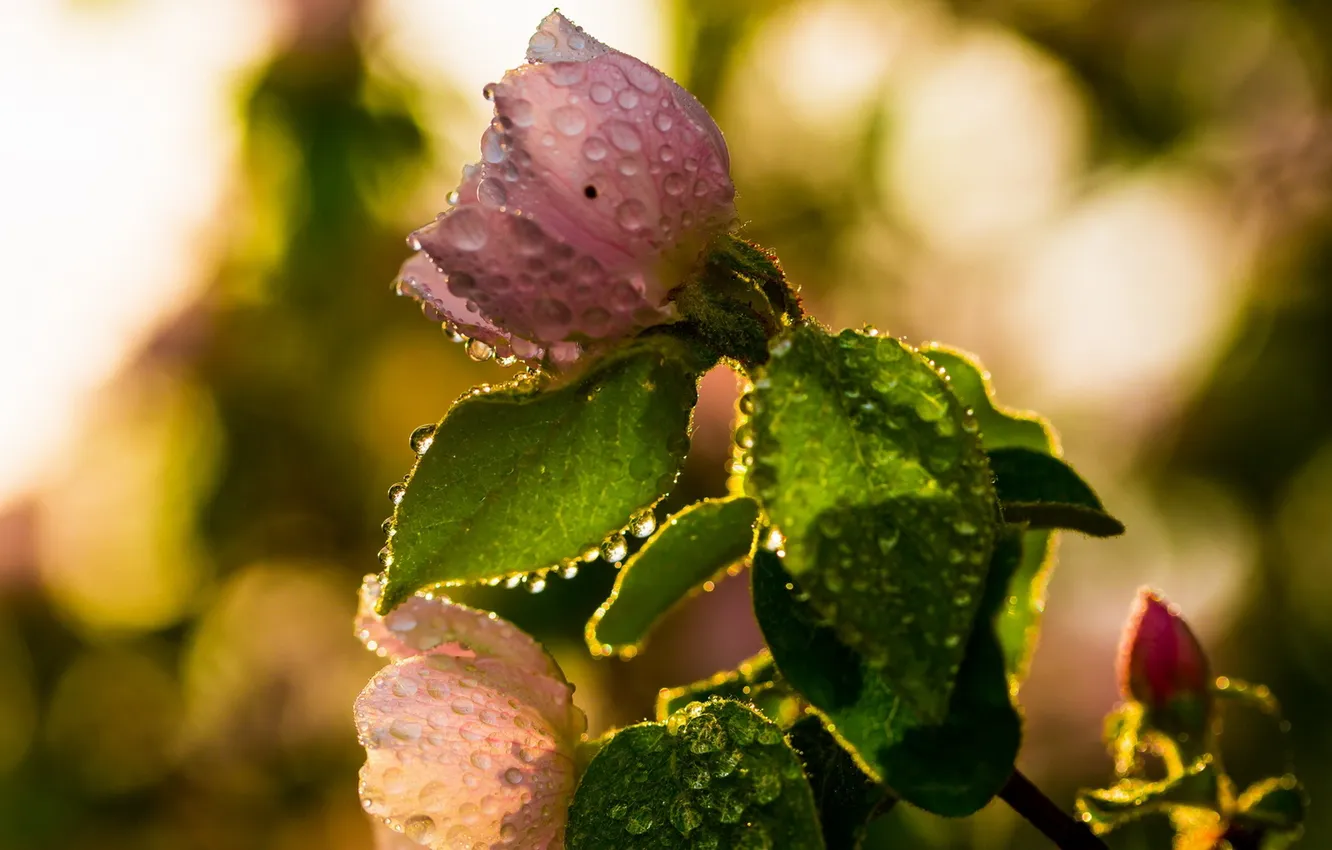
[378,420,660,594]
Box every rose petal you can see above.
[357,575,561,680]
[410,202,661,345]
[355,654,580,849]
[397,11,735,355]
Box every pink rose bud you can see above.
[1118,589,1212,714]
[397,10,736,363]
[354,576,585,849]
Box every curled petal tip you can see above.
[528,10,606,63]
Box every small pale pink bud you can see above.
[354,576,585,849]
[397,11,735,363]
[1118,589,1212,711]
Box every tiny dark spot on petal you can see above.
[584,185,598,199]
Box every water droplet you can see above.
[527,576,547,593]
[390,719,422,741]
[410,423,437,454]
[629,510,657,538]
[944,634,961,649]
[477,177,507,208]
[504,767,523,785]
[589,82,613,104]
[616,88,640,109]
[504,574,523,589]
[388,483,407,505]
[663,173,687,196]
[625,62,661,93]
[688,715,727,753]
[377,547,393,567]
[549,61,585,86]
[582,137,609,162]
[606,120,642,152]
[445,207,489,251]
[670,796,701,836]
[480,127,506,164]
[466,339,494,362]
[625,807,654,835]
[528,30,556,54]
[403,815,436,844]
[552,104,587,136]
[616,199,647,232]
[381,517,394,536]
[470,752,492,770]
[653,112,674,132]
[601,533,628,563]
[560,563,579,579]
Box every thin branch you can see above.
[999,769,1110,850]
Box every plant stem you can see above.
[999,769,1109,850]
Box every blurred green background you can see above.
[1,0,1330,847]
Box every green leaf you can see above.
[919,345,1057,685]
[567,699,825,850]
[379,336,702,612]
[588,496,759,656]
[656,652,796,724]
[787,716,893,850]
[990,448,1125,537]
[751,533,1023,816]
[744,326,998,720]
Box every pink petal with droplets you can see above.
[396,11,734,358]
[356,653,582,850]
[355,576,580,734]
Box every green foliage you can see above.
[787,716,893,849]
[379,336,703,612]
[588,496,759,656]
[751,533,1023,816]
[989,448,1125,537]
[919,345,1057,685]
[567,699,825,849]
[743,326,998,720]
[656,652,796,724]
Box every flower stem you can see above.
[999,769,1109,850]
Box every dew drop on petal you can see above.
[551,105,587,136]
[504,767,523,785]
[616,88,639,109]
[606,120,642,152]
[528,29,556,55]
[480,127,506,164]
[549,61,585,86]
[663,174,686,196]
[477,177,507,208]
[445,207,488,251]
[625,62,661,93]
[507,98,535,127]
[466,338,494,362]
[653,111,674,132]
[590,82,613,104]
[403,815,436,845]
[388,483,407,505]
[582,137,609,162]
[616,199,647,232]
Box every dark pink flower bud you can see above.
[397,11,736,363]
[1118,589,1212,711]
